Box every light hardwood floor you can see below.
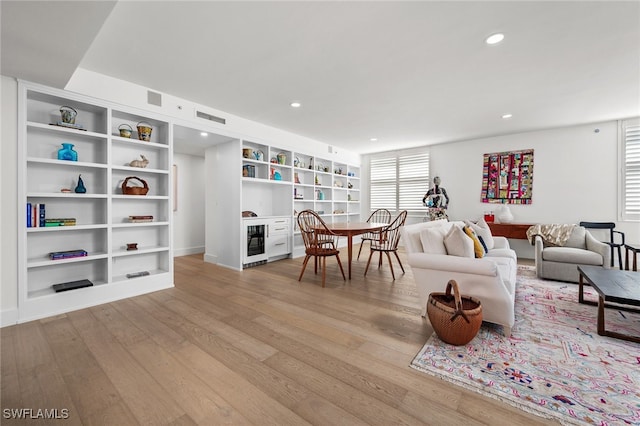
[2,248,555,425]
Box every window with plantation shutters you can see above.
[621,118,640,221]
[370,149,430,215]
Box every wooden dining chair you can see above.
[579,221,625,269]
[364,210,408,280]
[357,208,392,260]
[297,210,346,287]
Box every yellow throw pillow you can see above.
[463,226,485,258]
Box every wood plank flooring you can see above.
[1,248,555,425]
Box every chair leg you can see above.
[617,246,623,270]
[378,251,383,268]
[321,256,326,288]
[315,256,318,274]
[357,240,364,261]
[364,250,374,276]
[393,250,405,274]
[335,254,346,280]
[298,255,311,281]
[385,251,395,280]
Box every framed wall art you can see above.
[481,149,534,204]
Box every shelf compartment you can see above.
[111,110,169,146]
[111,251,170,282]
[27,162,108,195]
[112,226,169,253]
[27,123,108,164]
[26,257,108,299]
[25,197,107,227]
[112,142,170,170]
[26,90,108,134]
[112,170,169,197]
[26,227,107,264]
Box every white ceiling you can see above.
[2,1,639,154]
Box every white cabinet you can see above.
[18,82,173,322]
[266,217,291,259]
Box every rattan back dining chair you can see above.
[297,210,346,288]
[356,208,392,261]
[364,210,408,280]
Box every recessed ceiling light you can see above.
[290,102,301,108]
[502,113,513,119]
[370,138,378,142]
[200,132,208,137]
[486,33,505,45]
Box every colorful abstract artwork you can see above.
[481,149,533,204]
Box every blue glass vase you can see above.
[57,143,78,161]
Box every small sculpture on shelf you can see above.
[74,174,86,193]
[59,106,77,124]
[128,154,149,168]
[126,243,138,251]
[136,121,152,141]
[119,124,133,138]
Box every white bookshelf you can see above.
[17,82,173,322]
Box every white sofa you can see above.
[402,220,518,336]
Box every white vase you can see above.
[497,205,514,223]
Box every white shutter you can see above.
[370,156,397,211]
[370,149,430,215]
[622,119,640,220]
[398,153,430,214]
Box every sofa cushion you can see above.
[463,226,485,258]
[419,226,448,255]
[542,246,603,265]
[444,225,474,258]
[485,247,518,263]
[564,226,587,249]
[401,219,449,254]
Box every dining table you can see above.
[323,222,387,279]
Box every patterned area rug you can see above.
[410,266,640,425]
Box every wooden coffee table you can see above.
[577,265,640,343]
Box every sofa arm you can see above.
[407,253,499,277]
[586,231,612,268]
[534,235,544,277]
[492,236,510,250]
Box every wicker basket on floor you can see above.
[427,279,483,346]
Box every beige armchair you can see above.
[534,226,610,283]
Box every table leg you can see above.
[597,296,605,336]
[347,235,353,279]
[578,273,585,304]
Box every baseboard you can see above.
[203,253,217,264]
[1,308,19,327]
[173,246,205,257]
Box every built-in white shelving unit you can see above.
[18,82,173,322]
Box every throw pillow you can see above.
[419,226,448,255]
[463,226,485,258]
[468,218,494,250]
[443,225,474,258]
[477,235,489,254]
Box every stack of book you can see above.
[45,218,77,227]
[128,215,153,223]
[49,249,88,260]
[242,164,256,178]
[26,203,46,227]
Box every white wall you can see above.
[172,153,205,256]
[1,76,19,325]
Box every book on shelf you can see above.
[49,249,88,260]
[44,218,76,226]
[52,279,93,292]
[128,215,153,223]
[39,203,45,227]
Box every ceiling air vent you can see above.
[147,90,162,107]
[196,110,226,125]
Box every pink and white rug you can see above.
[410,266,640,425]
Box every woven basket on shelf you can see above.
[121,176,149,195]
[427,279,483,346]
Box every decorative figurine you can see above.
[74,174,86,193]
[128,154,149,168]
